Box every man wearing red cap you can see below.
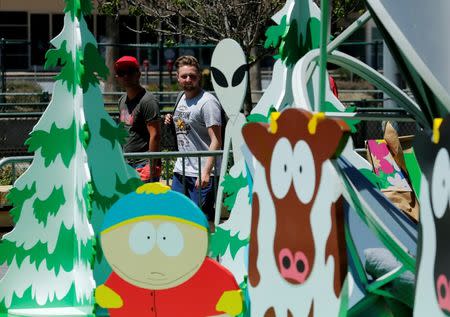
[115,56,161,182]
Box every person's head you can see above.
[114,56,141,89]
[175,55,201,94]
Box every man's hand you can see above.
[164,113,173,125]
[195,171,210,189]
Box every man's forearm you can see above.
[149,134,160,152]
[202,139,221,176]
[148,134,161,168]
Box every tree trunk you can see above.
[244,46,262,116]
[243,75,253,116]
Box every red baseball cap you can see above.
[114,56,139,71]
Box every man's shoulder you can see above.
[141,90,158,103]
[197,91,220,110]
[138,90,159,110]
[200,90,219,102]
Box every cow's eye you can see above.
[270,138,293,199]
[432,148,450,218]
[292,140,315,204]
[129,222,156,255]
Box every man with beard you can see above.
[164,56,223,222]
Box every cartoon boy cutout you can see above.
[95,183,243,317]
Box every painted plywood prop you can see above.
[209,0,440,315]
[0,0,445,314]
[413,116,450,317]
[0,0,140,315]
[209,38,252,314]
[96,183,243,317]
[242,109,349,316]
[209,0,411,315]
[365,2,450,314]
[366,139,412,192]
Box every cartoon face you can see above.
[430,148,450,313]
[101,218,208,290]
[415,116,450,314]
[243,109,349,286]
[211,38,248,117]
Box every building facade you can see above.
[0,0,213,71]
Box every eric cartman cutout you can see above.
[95,183,243,317]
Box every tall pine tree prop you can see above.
[0,0,140,315]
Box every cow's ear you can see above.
[242,122,274,166]
[315,118,350,160]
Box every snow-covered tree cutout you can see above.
[0,0,140,315]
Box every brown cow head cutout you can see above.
[242,108,349,285]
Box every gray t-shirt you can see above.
[173,90,222,177]
[118,89,159,163]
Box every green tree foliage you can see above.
[209,227,249,259]
[33,186,66,226]
[64,0,93,20]
[25,121,77,168]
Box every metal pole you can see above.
[318,0,330,111]
[0,38,6,105]
[159,34,164,92]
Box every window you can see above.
[30,14,50,66]
[0,11,28,69]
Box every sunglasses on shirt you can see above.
[116,68,138,77]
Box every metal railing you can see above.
[0,150,224,210]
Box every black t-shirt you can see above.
[118,89,160,157]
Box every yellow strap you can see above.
[433,118,443,144]
[95,285,124,309]
[216,290,243,316]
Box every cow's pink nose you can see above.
[437,274,450,312]
[278,248,309,284]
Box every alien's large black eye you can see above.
[211,67,228,88]
[231,64,248,87]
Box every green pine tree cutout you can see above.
[0,0,140,313]
[45,41,83,95]
[33,186,66,225]
[25,120,77,168]
[209,227,249,259]
[6,183,36,223]
[82,43,109,91]
[100,119,128,149]
[321,101,360,133]
[222,173,248,212]
[64,0,93,20]
[265,15,320,66]
[265,15,289,52]
[247,105,277,124]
